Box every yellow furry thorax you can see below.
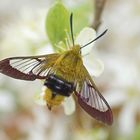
[53,45,85,82]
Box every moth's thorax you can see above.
[53,45,84,82]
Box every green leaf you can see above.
[72,2,93,35]
[132,125,140,140]
[46,1,70,51]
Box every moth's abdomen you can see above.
[44,74,74,97]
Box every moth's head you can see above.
[71,44,81,54]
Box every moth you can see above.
[0,13,113,125]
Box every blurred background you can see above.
[0,0,140,140]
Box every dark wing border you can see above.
[75,67,113,125]
[0,53,60,81]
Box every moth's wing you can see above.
[75,67,113,125]
[0,53,60,81]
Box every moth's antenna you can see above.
[70,13,74,46]
[80,29,108,49]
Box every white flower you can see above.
[36,27,104,115]
[0,90,16,112]
[0,9,47,58]
[76,27,104,77]
[76,27,96,56]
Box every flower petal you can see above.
[63,96,75,115]
[75,27,96,55]
[104,89,127,107]
[83,51,104,77]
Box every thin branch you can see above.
[92,0,107,31]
